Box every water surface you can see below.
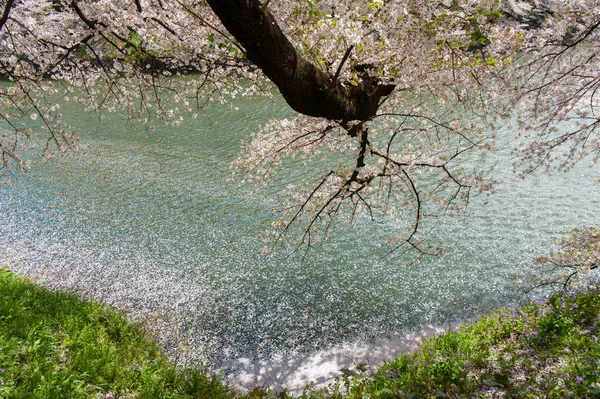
[1,95,599,389]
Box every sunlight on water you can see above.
[1,95,599,390]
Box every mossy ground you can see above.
[2,267,599,398]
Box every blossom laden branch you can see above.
[529,227,600,293]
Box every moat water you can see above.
[1,95,598,390]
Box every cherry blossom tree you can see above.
[0,0,597,258]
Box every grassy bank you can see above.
[308,285,600,399]
[0,268,251,399]
[1,267,599,398]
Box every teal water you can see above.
[1,94,599,385]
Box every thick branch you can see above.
[0,0,14,31]
[71,0,97,29]
[205,0,394,121]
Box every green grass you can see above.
[0,267,247,399]
[2,267,600,399]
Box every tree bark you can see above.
[206,0,394,122]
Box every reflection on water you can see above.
[1,95,599,390]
